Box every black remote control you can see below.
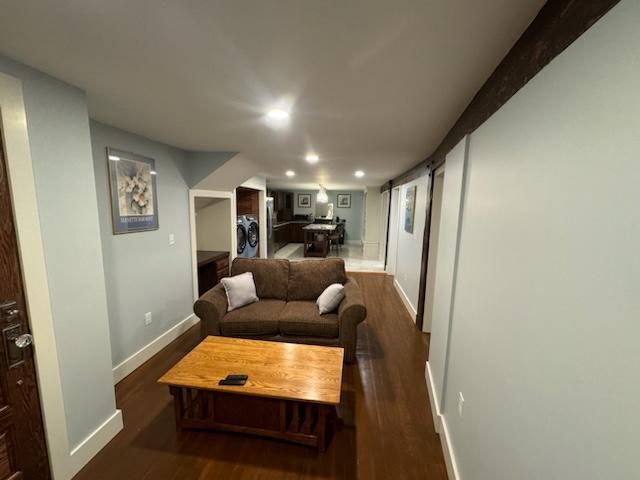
[219,377,247,386]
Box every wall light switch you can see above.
[168,233,175,245]
[458,392,465,418]
[145,312,152,326]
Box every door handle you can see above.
[3,326,30,368]
[14,334,33,349]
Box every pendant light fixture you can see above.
[316,184,328,204]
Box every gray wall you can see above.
[90,121,194,367]
[432,2,640,478]
[185,151,236,187]
[289,189,364,241]
[328,190,364,242]
[0,56,116,448]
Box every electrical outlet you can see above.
[168,233,175,245]
[458,392,465,418]
[144,312,152,326]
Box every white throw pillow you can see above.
[221,272,259,312]
[317,283,345,314]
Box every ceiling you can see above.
[0,0,544,188]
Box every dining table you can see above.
[301,224,337,258]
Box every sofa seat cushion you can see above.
[220,299,285,336]
[279,301,339,338]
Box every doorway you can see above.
[422,166,445,333]
[189,190,235,301]
[235,187,262,258]
[0,130,50,478]
[386,187,401,275]
[379,189,390,262]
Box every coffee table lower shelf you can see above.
[169,386,335,451]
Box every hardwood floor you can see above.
[74,273,447,480]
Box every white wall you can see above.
[428,138,468,412]
[434,2,640,478]
[422,167,445,333]
[91,121,194,370]
[196,199,232,251]
[378,189,390,262]
[0,56,119,461]
[362,186,381,258]
[386,187,400,275]
[393,175,430,318]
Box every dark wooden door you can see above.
[0,132,51,478]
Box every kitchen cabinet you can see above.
[290,222,311,242]
[273,224,288,251]
[236,187,259,216]
[270,222,311,253]
[272,191,293,221]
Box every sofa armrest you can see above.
[338,277,367,362]
[193,283,228,337]
[338,277,367,325]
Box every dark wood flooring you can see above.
[74,273,447,480]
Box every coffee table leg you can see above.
[169,386,183,432]
[317,406,328,452]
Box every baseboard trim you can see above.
[440,416,461,480]
[69,409,123,476]
[393,278,417,319]
[362,240,380,259]
[425,361,460,480]
[112,314,199,384]
[425,361,442,433]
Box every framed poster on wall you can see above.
[107,147,159,234]
[404,185,416,233]
[337,193,351,208]
[297,193,311,208]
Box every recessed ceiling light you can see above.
[286,170,295,177]
[108,155,120,161]
[305,153,319,164]
[354,170,365,178]
[267,109,290,120]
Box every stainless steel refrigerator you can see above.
[266,196,275,257]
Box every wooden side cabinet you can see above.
[197,251,230,296]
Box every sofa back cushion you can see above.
[231,258,290,300]
[288,258,347,301]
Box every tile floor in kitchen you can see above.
[272,243,385,272]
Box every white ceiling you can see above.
[0,0,544,188]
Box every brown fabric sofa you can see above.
[194,257,367,362]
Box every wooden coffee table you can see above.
[158,336,344,451]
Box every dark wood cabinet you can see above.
[290,222,310,242]
[271,222,311,252]
[273,225,287,251]
[273,191,284,211]
[272,191,293,221]
[236,187,259,216]
[197,251,230,296]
